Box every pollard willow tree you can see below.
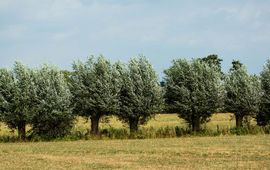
[71,56,120,135]
[224,60,261,128]
[257,60,270,126]
[164,59,223,131]
[117,56,163,134]
[0,62,35,140]
[30,65,74,138]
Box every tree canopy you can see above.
[0,62,36,140]
[117,56,163,133]
[164,58,223,131]
[71,56,121,135]
[200,54,223,73]
[257,59,270,126]
[30,65,74,138]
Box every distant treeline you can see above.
[0,54,269,140]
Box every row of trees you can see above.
[0,63,73,140]
[164,56,262,131]
[71,57,162,135]
[0,55,270,140]
[0,56,162,140]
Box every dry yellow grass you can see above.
[74,113,243,131]
[0,135,269,169]
[0,114,268,169]
[0,113,254,136]
[83,113,234,128]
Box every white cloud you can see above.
[0,0,270,74]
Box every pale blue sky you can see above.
[0,0,270,77]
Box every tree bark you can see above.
[191,117,201,132]
[90,115,100,135]
[18,121,26,141]
[235,114,244,128]
[129,118,139,135]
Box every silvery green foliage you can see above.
[0,62,73,139]
[0,62,35,139]
[258,59,270,125]
[0,69,14,118]
[30,65,74,138]
[225,61,261,127]
[164,59,223,131]
[0,69,13,124]
[71,56,120,134]
[117,56,163,132]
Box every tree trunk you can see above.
[18,121,26,141]
[90,115,100,135]
[235,114,244,128]
[129,118,139,135]
[192,117,201,132]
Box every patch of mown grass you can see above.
[0,135,269,169]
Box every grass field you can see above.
[0,113,268,169]
[0,135,269,169]
[72,113,239,134]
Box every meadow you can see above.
[0,135,269,169]
[0,113,269,169]
[0,113,260,139]
[72,113,237,133]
